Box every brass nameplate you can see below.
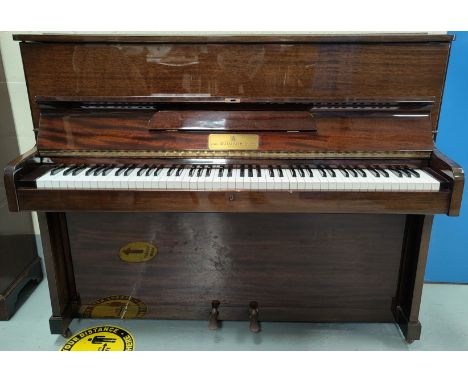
[208,134,259,150]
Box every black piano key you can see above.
[355,168,366,177]
[240,165,245,177]
[188,165,196,177]
[218,166,224,177]
[276,165,284,178]
[305,165,313,177]
[289,165,297,177]
[297,165,305,177]
[256,165,261,177]
[176,165,184,176]
[317,165,327,177]
[50,164,67,175]
[346,166,358,177]
[102,166,115,176]
[339,166,349,177]
[268,166,274,177]
[227,166,233,177]
[115,166,127,176]
[375,166,389,178]
[85,165,100,176]
[397,166,412,177]
[137,165,149,176]
[94,166,109,176]
[62,165,77,176]
[145,165,155,176]
[154,165,164,176]
[124,165,136,176]
[248,165,253,178]
[167,165,177,176]
[71,165,87,176]
[389,167,403,177]
[205,166,211,177]
[197,166,204,177]
[368,167,380,177]
[404,166,420,178]
[325,167,336,177]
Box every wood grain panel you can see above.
[67,213,406,321]
[20,41,450,136]
[17,189,451,214]
[37,111,433,153]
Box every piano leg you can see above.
[50,311,73,338]
[392,215,434,343]
[38,212,79,337]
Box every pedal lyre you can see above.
[249,301,260,333]
[208,300,220,330]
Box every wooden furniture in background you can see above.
[0,235,42,320]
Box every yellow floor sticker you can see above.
[81,295,147,318]
[60,325,135,351]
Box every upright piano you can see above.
[4,33,464,342]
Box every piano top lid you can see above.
[12,33,454,44]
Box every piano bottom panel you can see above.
[67,212,406,322]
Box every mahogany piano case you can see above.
[4,33,464,342]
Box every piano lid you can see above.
[17,34,452,140]
[13,33,454,43]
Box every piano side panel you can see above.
[67,212,406,322]
[21,42,450,135]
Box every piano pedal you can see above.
[208,300,220,330]
[249,301,261,333]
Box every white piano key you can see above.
[416,169,440,191]
[34,165,442,193]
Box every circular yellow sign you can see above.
[119,241,157,263]
[60,325,135,351]
[81,295,147,319]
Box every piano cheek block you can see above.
[4,33,463,342]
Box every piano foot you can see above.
[393,305,421,342]
[249,301,260,333]
[49,308,74,337]
[208,300,220,330]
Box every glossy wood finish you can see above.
[393,215,434,342]
[37,212,78,336]
[67,213,406,322]
[36,103,433,154]
[4,34,463,342]
[20,40,450,135]
[148,110,317,131]
[3,147,39,211]
[13,34,454,43]
[16,189,451,215]
[430,148,464,216]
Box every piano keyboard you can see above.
[35,164,441,192]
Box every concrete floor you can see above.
[0,280,467,350]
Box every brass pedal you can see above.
[208,300,220,330]
[249,301,260,333]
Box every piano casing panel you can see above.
[21,42,450,133]
[37,111,434,153]
[67,212,405,322]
